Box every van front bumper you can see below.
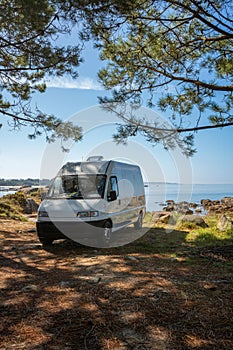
[36,219,106,244]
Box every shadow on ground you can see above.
[0,222,232,349]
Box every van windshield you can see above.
[47,174,106,199]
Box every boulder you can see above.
[25,187,39,195]
[212,200,220,205]
[166,199,175,205]
[159,213,176,225]
[176,206,193,215]
[208,204,225,214]
[201,199,213,209]
[200,197,233,214]
[189,202,198,208]
[221,197,233,206]
[217,214,233,231]
[152,211,176,225]
[163,205,174,212]
[23,198,39,214]
[184,209,194,215]
[174,202,193,215]
[180,215,208,228]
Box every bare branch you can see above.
[0,109,35,123]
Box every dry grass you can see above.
[0,219,232,350]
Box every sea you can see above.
[0,190,17,198]
[145,183,233,212]
[0,183,233,212]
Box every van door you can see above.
[106,176,128,228]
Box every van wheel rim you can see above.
[104,227,111,241]
[103,225,111,243]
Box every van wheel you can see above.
[102,221,112,246]
[134,212,143,230]
[38,235,54,246]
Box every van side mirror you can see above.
[108,190,117,201]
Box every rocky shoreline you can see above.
[152,196,233,230]
[161,196,233,215]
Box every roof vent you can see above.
[86,156,104,162]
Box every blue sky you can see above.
[0,43,233,184]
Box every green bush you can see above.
[185,215,233,246]
[0,192,27,221]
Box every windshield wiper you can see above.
[68,193,84,199]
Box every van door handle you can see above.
[118,199,121,205]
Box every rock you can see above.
[189,202,198,208]
[186,209,194,215]
[179,208,193,215]
[26,187,39,194]
[152,211,166,219]
[202,282,218,291]
[177,201,189,206]
[208,204,224,214]
[152,212,176,225]
[158,197,233,217]
[166,199,175,205]
[200,199,213,208]
[212,200,220,205]
[22,284,38,291]
[221,197,233,206]
[158,213,176,225]
[217,214,233,231]
[163,205,174,212]
[162,202,194,215]
[87,276,101,284]
[200,197,233,214]
[125,256,138,261]
[174,202,187,210]
[23,198,39,214]
[180,215,208,228]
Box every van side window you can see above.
[107,176,119,200]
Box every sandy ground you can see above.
[0,219,232,350]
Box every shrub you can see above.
[0,192,27,221]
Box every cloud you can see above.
[46,76,103,90]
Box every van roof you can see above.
[59,160,140,175]
[60,161,110,175]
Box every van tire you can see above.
[102,221,112,247]
[134,212,143,230]
[38,235,54,246]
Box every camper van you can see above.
[36,157,146,246]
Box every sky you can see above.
[0,43,233,184]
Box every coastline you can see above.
[145,182,233,212]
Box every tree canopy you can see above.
[82,0,233,155]
[0,0,83,147]
[1,0,233,155]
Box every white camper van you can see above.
[36,157,146,246]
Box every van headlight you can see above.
[38,210,49,217]
[77,211,99,218]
